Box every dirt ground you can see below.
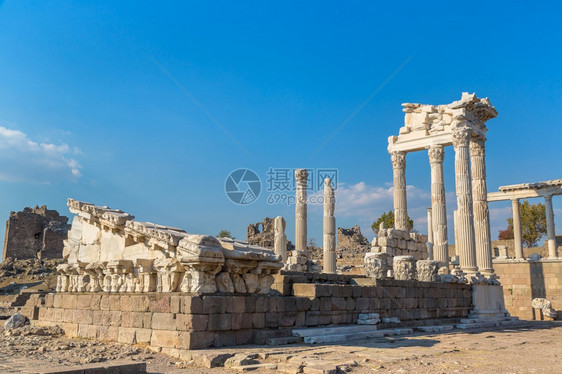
[1,321,560,373]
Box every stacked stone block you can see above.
[494,260,562,319]
[371,228,428,260]
[29,279,472,354]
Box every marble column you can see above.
[452,128,478,274]
[428,145,448,266]
[545,195,558,258]
[470,139,494,275]
[295,169,308,251]
[391,151,408,230]
[511,198,524,259]
[274,216,288,263]
[426,207,434,260]
[323,178,336,274]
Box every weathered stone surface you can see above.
[364,252,391,279]
[416,260,439,282]
[357,313,380,325]
[337,225,369,256]
[5,313,28,329]
[56,199,282,295]
[393,255,416,280]
[3,205,70,261]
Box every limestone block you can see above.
[357,313,380,325]
[364,252,391,279]
[416,260,439,282]
[231,274,247,293]
[393,256,416,281]
[216,272,234,293]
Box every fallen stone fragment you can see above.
[4,313,28,329]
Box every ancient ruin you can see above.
[56,199,283,295]
[322,178,336,274]
[3,205,70,261]
[488,179,561,259]
[337,225,370,255]
[386,92,498,278]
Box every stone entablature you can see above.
[388,92,497,153]
[57,199,283,295]
[488,179,561,259]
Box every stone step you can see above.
[416,325,454,333]
[304,330,385,344]
[456,321,501,329]
[231,363,278,372]
[303,328,413,345]
[29,360,146,373]
[266,336,302,346]
[292,324,378,338]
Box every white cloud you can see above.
[0,125,81,183]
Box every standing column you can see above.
[323,178,336,273]
[295,169,308,251]
[426,207,434,260]
[511,198,524,259]
[274,216,288,263]
[428,145,449,266]
[452,128,478,274]
[391,151,408,230]
[545,195,558,258]
[470,139,494,275]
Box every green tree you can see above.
[217,230,234,239]
[499,200,546,247]
[371,210,413,234]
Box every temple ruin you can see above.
[3,205,70,261]
[488,179,560,259]
[23,93,534,356]
[385,92,498,278]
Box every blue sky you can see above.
[0,1,561,254]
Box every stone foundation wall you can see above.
[494,260,562,319]
[27,280,472,354]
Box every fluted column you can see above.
[428,145,448,266]
[426,207,434,260]
[545,195,558,258]
[470,139,494,275]
[295,169,308,251]
[274,216,288,263]
[323,178,336,273]
[391,151,408,230]
[452,128,478,274]
[511,198,524,259]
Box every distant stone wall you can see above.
[336,225,370,257]
[2,205,69,261]
[494,260,562,319]
[247,217,294,251]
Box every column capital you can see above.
[428,145,444,163]
[469,139,485,156]
[295,169,308,185]
[391,151,406,169]
[544,194,553,202]
[452,127,471,148]
[511,197,520,204]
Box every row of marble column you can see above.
[511,195,558,259]
[391,127,494,276]
[294,169,337,274]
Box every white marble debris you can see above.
[56,199,283,294]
